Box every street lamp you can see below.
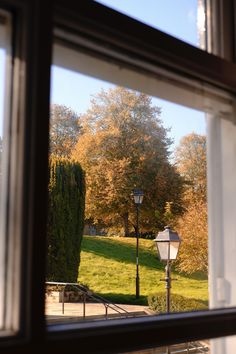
[153,226,181,313]
[132,188,144,299]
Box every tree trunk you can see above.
[122,212,129,237]
[133,225,138,234]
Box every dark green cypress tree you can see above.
[47,156,85,282]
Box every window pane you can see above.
[0,11,12,330]
[95,0,206,49]
[0,33,5,331]
[46,42,212,325]
[124,335,236,353]
[124,339,210,353]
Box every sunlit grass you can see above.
[78,236,208,306]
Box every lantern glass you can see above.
[156,241,169,261]
[169,241,180,260]
[134,194,144,204]
[156,240,180,261]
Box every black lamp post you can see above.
[132,188,144,299]
[153,226,181,313]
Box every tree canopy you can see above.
[175,133,207,201]
[176,199,208,273]
[50,104,81,157]
[174,133,208,274]
[72,87,183,236]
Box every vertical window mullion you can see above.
[209,0,235,60]
[14,0,53,340]
[0,10,12,330]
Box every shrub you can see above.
[47,156,85,282]
[148,292,208,313]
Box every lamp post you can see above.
[132,189,144,299]
[153,226,181,313]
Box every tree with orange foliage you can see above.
[174,133,208,273]
[72,87,183,236]
[50,104,81,157]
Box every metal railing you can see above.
[46,283,210,352]
[163,341,210,354]
[46,281,133,320]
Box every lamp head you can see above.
[132,189,144,205]
[154,226,181,261]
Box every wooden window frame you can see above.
[0,0,236,353]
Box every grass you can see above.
[78,236,208,306]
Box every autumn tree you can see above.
[176,199,208,273]
[50,104,81,157]
[175,133,207,201]
[174,133,208,273]
[72,87,183,236]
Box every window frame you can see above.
[0,0,53,347]
[1,0,236,353]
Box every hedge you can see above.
[47,156,85,282]
[148,292,208,313]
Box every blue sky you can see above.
[96,0,199,46]
[1,0,206,151]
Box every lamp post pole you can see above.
[135,202,140,299]
[153,226,181,354]
[165,261,171,313]
[132,189,144,299]
[165,259,172,354]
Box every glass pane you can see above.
[169,242,179,260]
[95,0,206,49]
[124,335,236,354]
[124,339,210,353]
[0,38,5,330]
[46,42,212,325]
[0,11,12,330]
[157,242,169,261]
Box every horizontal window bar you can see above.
[54,0,236,95]
[47,307,236,353]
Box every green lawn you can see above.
[78,236,208,306]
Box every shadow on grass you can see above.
[81,236,161,270]
[192,298,208,307]
[81,236,208,281]
[95,292,208,309]
[96,292,148,306]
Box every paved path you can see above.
[46,300,153,323]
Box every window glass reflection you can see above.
[96,0,206,49]
[46,62,208,325]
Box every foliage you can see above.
[72,87,184,236]
[78,236,208,306]
[50,104,81,157]
[47,156,86,282]
[148,292,208,313]
[163,201,175,227]
[175,133,207,201]
[174,133,208,274]
[176,199,208,273]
